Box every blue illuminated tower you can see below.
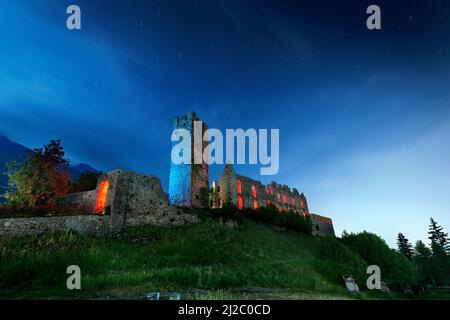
[168,112,209,207]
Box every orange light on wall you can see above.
[236,180,243,210]
[291,197,295,205]
[95,180,109,214]
[283,194,287,203]
[236,179,242,194]
[277,193,281,202]
[251,185,258,209]
[238,196,244,210]
[300,198,305,209]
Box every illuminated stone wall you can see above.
[219,164,238,206]
[310,213,335,237]
[59,169,200,232]
[60,189,97,213]
[99,169,198,226]
[218,164,335,237]
[168,112,209,208]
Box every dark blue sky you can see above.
[1,0,449,246]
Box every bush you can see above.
[314,236,368,285]
[341,231,417,286]
[209,201,243,225]
[286,210,313,234]
[241,204,312,234]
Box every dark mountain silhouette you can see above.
[69,163,99,181]
[0,134,98,202]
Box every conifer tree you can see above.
[397,233,414,260]
[428,218,449,253]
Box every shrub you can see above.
[341,231,417,286]
[241,204,312,234]
[314,236,368,285]
[209,201,243,225]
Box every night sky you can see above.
[1,0,449,246]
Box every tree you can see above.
[425,219,450,285]
[428,218,449,253]
[199,186,214,209]
[413,240,433,284]
[341,231,417,286]
[430,242,450,285]
[397,233,414,260]
[4,139,70,207]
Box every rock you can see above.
[146,292,160,300]
[380,282,390,294]
[343,276,360,294]
[169,292,181,300]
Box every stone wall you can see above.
[60,190,97,213]
[0,215,118,237]
[125,211,199,228]
[310,213,335,237]
[62,169,185,219]
[101,169,173,215]
[0,210,200,238]
[219,164,310,215]
[217,164,335,237]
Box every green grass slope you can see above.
[0,217,393,299]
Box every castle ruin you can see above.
[0,112,335,237]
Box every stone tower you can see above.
[168,112,209,207]
[219,163,238,206]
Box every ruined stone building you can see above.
[217,164,335,236]
[166,112,335,237]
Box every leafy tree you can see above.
[70,171,100,193]
[428,218,449,253]
[4,139,70,207]
[341,231,417,286]
[413,240,433,284]
[397,233,414,260]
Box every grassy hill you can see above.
[0,215,413,299]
